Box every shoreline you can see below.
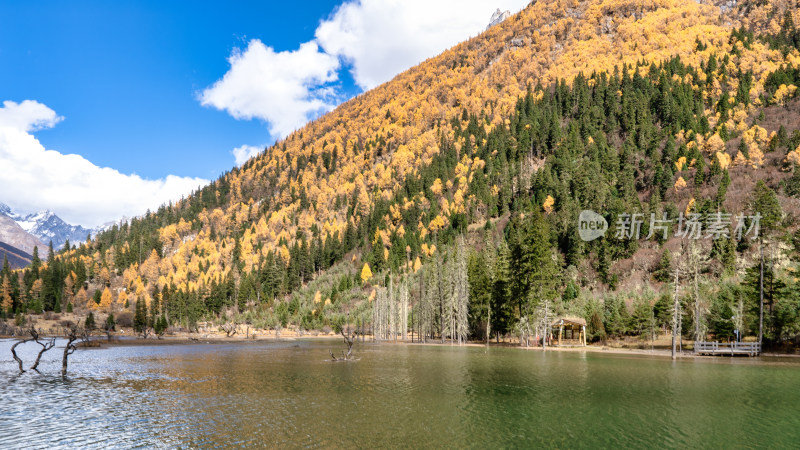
[5,332,793,360]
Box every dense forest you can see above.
[3,0,800,349]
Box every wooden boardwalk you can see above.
[694,341,761,356]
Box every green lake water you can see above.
[1,339,799,448]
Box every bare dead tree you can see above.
[400,279,409,341]
[220,323,238,337]
[452,236,470,345]
[29,328,56,372]
[330,326,358,361]
[103,319,115,342]
[80,327,98,348]
[686,241,708,342]
[9,327,57,373]
[11,337,31,373]
[672,245,684,360]
[62,326,80,377]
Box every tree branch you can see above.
[30,329,56,372]
[10,339,30,373]
[62,326,80,377]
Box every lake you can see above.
[1,338,799,448]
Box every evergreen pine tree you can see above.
[133,297,148,334]
[653,249,673,282]
[85,311,96,331]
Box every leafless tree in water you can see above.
[10,336,31,373]
[10,327,56,373]
[330,325,358,361]
[62,326,80,377]
[220,323,238,337]
[29,328,56,371]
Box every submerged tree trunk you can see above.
[11,339,30,373]
[9,328,57,373]
[61,327,79,377]
[30,332,56,372]
[330,328,358,361]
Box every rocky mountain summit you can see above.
[487,8,511,30]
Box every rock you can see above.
[509,37,525,48]
[487,8,512,30]
[601,16,615,35]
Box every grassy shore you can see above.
[87,332,799,360]
[3,315,796,359]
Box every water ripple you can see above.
[1,339,799,448]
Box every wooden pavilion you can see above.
[551,316,587,346]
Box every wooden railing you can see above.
[694,341,760,356]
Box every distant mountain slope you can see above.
[0,203,101,250]
[0,212,44,257]
[0,241,33,269]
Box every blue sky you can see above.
[0,0,528,227]
[0,0,352,179]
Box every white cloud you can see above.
[232,144,263,166]
[0,100,63,132]
[0,101,208,228]
[199,40,340,138]
[202,1,528,135]
[316,0,528,89]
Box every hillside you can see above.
[0,241,33,270]
[4,0,800,347]
[0,212,44,258]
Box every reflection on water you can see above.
[1,338,799,448]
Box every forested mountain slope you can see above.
[4,0,800,346]
[0,242,33,270]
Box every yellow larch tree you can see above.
[99,266,111,287]
[716,152,731,170]
[100,287,113,311]
[1,275,11,313]
[543,195,555,214]
[140,249,160,285]
[706,133,725,155]
[118,289,128,308]
[361,263,373,283]
[62,273,75,308]
[675,156,687,172]
[787,145,800,166]
[30,279,43,303]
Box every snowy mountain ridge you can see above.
[0,202,108,250]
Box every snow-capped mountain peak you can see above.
[0,203,104,250]
[17,210,54,232]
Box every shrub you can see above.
[116,311,134,328]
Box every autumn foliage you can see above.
[4,0,800,337]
